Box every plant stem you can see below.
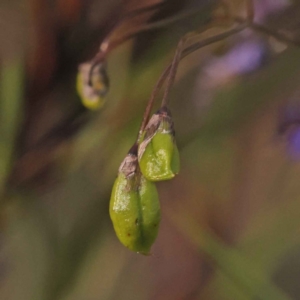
[160,23,248,107]
[137,22,248,141]
[110,6,210,50]
[159,24,248,107]
[137,64,170,142]
[161,37,185,108]
[0,57,24,199]
[89,5,212,83]
[248,22,300,47]
[139,13,300,123]
[181,23,247,59]
[88,1,165,84]
[99,1,166,52]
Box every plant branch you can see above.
[99,1,166,53]
[137,22,248,141]
[145,6,300,114]
[137,65,170,142]
[181,23,247,59]
[159,23,248,106]
[248,22,300,47]
[88,2,165,85]
[161,37,186,107]
[88,5,212,84]
[109,6,210,50]
[222,0,300,47]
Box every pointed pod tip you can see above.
[128,143,138,156]
[156,106,172,117]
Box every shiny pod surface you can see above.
[138,107,180,181]
[76,62,109,110]
[110,152,160,255]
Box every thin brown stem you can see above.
[136,17,298,146]
[137,65,170,142]
[137,22,248,141]
[161,38,186,107]
[110,6,209,49]
[223,0,299,47]
[89,5,212,84]
[90,0,299,85]
[100,1,166,52]
[160,24,248,106]
[160,23,248,107]
[248,22,300,47]
[158,0,255,108]
[181,23,247,59]
[88,2,164,85]
[155,16,300,111]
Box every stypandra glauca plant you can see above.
[78,0,300,254]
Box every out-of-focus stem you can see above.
[137,22,248,141]
[161,38,185,108]
[89,5,211,83]
[248,22,300,47]
[0,57,24,199]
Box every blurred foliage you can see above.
[1,0,300,300]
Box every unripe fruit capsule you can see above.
[138,107,180,181]
[109,146,160,255]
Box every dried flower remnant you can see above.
[138,107,180,181]
[76,61,109,110]
[110,145,160,255]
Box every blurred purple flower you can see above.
[206,40,267,79]
[192,0,290,108]
[193,38,269,109]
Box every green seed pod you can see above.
[138,106,180,181]
[76,61,109,110]
[109,145,160,255]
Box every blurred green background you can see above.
[1,0,300,299]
